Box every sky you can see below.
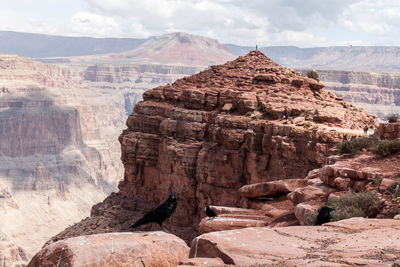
[0,0,399,47]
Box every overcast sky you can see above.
[0,0,399,47]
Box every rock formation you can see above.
[190,218,400,266]
[50,50,376,244]
[28,232,189,267]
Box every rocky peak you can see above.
[51,51,376,243]
[144,50,375,128]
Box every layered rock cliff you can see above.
[0,53,205,266]
[82,63,199,115]
[50,51,376,243]
[298,69,400,120]
[0,54,120,266]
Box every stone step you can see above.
[198,217,267,234]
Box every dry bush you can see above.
[327,191,380,221]
[373,140,400,157]
[336,136,378,156]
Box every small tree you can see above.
[387,114,398,123]
[306,70,319,81]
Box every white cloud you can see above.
[66,11,122,37]
[0,8,57,34]
[80,0,367,46]
[1,0,400,47]
[339,0,400,35]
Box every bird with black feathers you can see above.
[315,206,334,225]
[205,205,217,220]
[131,193,177,232]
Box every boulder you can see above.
[294,203,316,223]
[333,177,352,191]
[28,232,189,267]
[288,184,336,204]
[239,179,306,198]
[379,178,395,191]
[378,121,400,140]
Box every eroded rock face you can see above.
[189,218,400,266]
[61,51,376,243]
[0,53,202,265]
[378,121,400,140]
[311,69,400,121]
[28,232,189,267]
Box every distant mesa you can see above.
[105,32,235,66]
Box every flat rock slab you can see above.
[190,218,400,266]
[28,232,189,267]
[198,217,267,234]
[178,257,225,266]
[209,205,264,215]
[239,179,306,198]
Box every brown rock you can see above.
[239,179,306,198]
[190,218,400,266]
[338,168,358,179]
[178,257,225,266]
[288,184,336,204]
[379,178,395,191]
[208,206,262,216]
[198,217,266,234]
[305,168,322,180]
[352,181,366,192]
[252,73,280,84]
[333,177,352,191]
[28,232,189,267]
[292,116,305,125]
[378,121,400,140]
[294,203,316,223]
[306,177,323,185]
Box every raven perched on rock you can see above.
[315,206,334,225]
[131,193,177,232]
[205,205,217,219]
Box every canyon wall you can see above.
[298,69,400,120]
[0,54,196,266]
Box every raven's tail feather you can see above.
[131,218,145,228]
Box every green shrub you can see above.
[306,70,319,81]
[336,136,378,156]
[300,111,309,119]
[327,192,380,221]
[245,111,253,117]
[301,212,317,226]
[373,139,400,157]
[384,180,400,198]
[303,121,312,128]
[387,114,398,123]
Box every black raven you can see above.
[131,193,177,232]
[315,206,334,225]
[205,205,217,219]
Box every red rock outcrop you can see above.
[378,121,400,140]
[52,50,376,243]
[189,218,400,266]
[28,232,189,267]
